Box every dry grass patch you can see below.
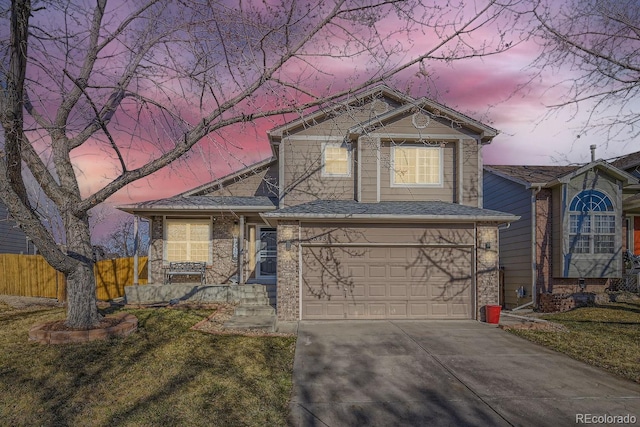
[0,301,296,426]
[507,301,640,383]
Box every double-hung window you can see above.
[392,145,442,186]
[165,219,211,263]
[568,190,615,254]
[322,142,351,177]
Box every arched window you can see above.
[568,190,615,254]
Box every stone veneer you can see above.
[276,221,300,321]
[476,224,500,320]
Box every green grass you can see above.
[0,302,296,426]
[507,300,640,383]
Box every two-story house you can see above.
[484,148,640,311]
[119,85,518,321]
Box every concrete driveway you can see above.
[288,321,640,426]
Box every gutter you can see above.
[259,212,520,228]
[261,213,520,222]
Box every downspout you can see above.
[133,215,139,286]
[239,215,245,284]
[457,139,464,204]
[531,186,542,307]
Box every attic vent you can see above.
[371,99,389,114]
[412,112,431,129]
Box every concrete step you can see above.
[234,304,276,316]
[237,288,269,298]
[222,315,276,332]
[240,296,271,305]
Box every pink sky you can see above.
[97,50,636,208]
[21,1,634,241]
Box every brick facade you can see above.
[538,292,595,313]
[476,224,500,320]
[535,189,553,294]
[276,221,300,321]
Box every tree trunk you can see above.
[64,213,101,329]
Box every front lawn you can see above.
[0,301,296,426]
[507,300,640,383]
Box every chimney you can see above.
[590,144,596,162]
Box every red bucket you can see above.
[486,305,501,324]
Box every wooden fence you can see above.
[0,254,148,301]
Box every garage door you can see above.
[301,245,473,320]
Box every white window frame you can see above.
[391,145,443,187]
[163,218,212,264]
[321,142,351,177]
[567,190,616,255]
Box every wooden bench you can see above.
[165,262,206,285]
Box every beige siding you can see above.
[375,113,471,137]
[483,172,532,309]
[279,96,485,206]
[282,138,354,207]
[358,136,379,202]
[462,140,480,207]
[293,99,397,137]
[206,163,278,198]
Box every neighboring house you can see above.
[484,150,640,310]
[119,85,518,321]
[0,200,36,254]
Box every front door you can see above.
[257,227,277,279]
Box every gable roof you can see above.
[611,150,640,171]
[268,84,414,141]
[485,165,580,187]
[119,195,277,215]
[180,157,276,197]
[348,96,499,143]
[485,160,638,188]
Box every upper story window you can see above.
[568,190,615,254]
[164,219,211,263]
[322,142,351,177]
[391,145,442,186]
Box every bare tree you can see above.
[527,0,640,141]
[0,0,522,328]
[95,215,149,259]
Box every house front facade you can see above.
[484,153,640,310]
[120,85,518,321]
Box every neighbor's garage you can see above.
[300,223,475,320]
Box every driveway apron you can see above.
[289,320,640,426]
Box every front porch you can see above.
[124,283,276,306]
